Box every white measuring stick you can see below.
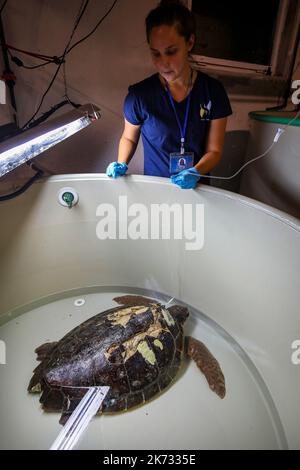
[164,297,175,308]
[50,386,110,450]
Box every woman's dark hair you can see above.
[145,0,196,44]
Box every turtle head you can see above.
[166,305,189,326]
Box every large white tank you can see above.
[0,175,299,450]
[240,110,300,219]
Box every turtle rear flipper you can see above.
[28,362,44,392]
[113,295,157,307]
[59,397,103,425]
[59,409,102,426]
[186,336,226,399]
[35,341,58,361]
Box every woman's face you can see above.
[149,24,194,84]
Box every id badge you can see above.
[169,152,194,175]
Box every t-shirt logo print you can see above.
[199,100,212,120]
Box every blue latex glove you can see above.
[170,167,201,189]
[106,162,128,178]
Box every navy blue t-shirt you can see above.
[124,71,232,177]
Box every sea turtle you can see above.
[28,295,225,424]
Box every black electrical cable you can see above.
[16,59,55,69]
[20,0,118,124]
[21,0,90,130]
[62,61,79,109]
[66,0,118,56]
[26,99,80,130]
[0,169,43,201]
[3,0,118,76]
[8,49,56,69]
[60,0,117,108]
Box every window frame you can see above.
[187,0,300,79]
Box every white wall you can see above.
[0,0,153,189]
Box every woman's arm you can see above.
[118,118,141,165]
[194,117,228,174]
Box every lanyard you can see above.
[165,72,192,154]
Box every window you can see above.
[188,0,300,78]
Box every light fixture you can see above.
[0,103,100,179]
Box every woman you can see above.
[106,0,232,189]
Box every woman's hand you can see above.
[106,162,128,178]
[170,167,201,189]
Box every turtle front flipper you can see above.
[59,399,81,425]
[186,336,226,399]
[113,295,158,306]
[59,394,104,425]
[28,342,58,392]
